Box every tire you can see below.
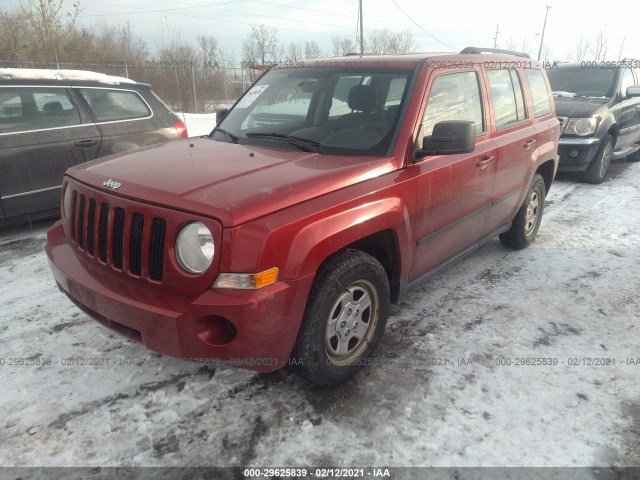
[291,249,390,386]
[499,173,546,250]
[581,134,613,184]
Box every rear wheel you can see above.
[499,174,546,250]
[291,249,390,386]
[581,134,613,184]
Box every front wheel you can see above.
[291,249,390,386]
[581,134,613,184]
[499,174,546,250]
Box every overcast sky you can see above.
[4,0,640,61]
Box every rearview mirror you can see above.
[216,106,229,125]
[414,120,476,161]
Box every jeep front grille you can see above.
[69,190,166,282]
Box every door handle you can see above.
[74,139,98,148]
[523,139,537,150]
[476,155,495,169]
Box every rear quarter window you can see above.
[78,88,151,122]
[525,69,553,117]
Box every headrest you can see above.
[43,101,63,113]
[348,85,376,112]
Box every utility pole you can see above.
[537,5,551,61]
[493,24,499,49]
[359,0,364,56]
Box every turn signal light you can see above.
[213,267,279,289]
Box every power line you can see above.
[248,0,409,25]
[81,0,354,32]
[80,0,248,16]
[389,0,457,50]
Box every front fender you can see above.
[282,196,412,280]
[596,113,617,143]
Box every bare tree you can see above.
[18,0,83,61]
[197,34,219,68]
[242,24,279,65]
[304,40,322,59]
[285,42,303,62]
[389,29,417,53]
[504,36,530,56]
[593,28,608,61]
[332,36,355,56]
[367,28,417,54]
[571,37,591,62]
[368,29,393,54]
[0,9,30,61]
[618,35,626,61]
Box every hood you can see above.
[553,95,610,118]
[67,137,398,227]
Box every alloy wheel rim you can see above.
[599,142,612,179]
[524,191,540,236]
[324,279,379,366]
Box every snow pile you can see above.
[0,159,639,467]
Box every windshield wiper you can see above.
[245,132,321,152]
[211,127,239,144]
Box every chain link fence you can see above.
[0,59,262,113]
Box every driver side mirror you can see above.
[216,106,230,125]
[626,86,640,98]
[414,120,476,162]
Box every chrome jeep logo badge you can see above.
[102,179,122,190]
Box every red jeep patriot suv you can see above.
[46,48,560,385]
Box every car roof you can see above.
[286,51,543,69]
[0,68,141,87]
[550,61,640,69]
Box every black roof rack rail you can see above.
[460,47,530,59]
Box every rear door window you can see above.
[0,87,81,134]
[488,69,528,129]
[78,88,151,122]
[525,69,552,117]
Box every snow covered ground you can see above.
[1,160,639,469]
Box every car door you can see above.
[483,68,539,233]
[612,68,640,150]
[409,68,498,281]
[0,86,101,219]
[75,87,159,156]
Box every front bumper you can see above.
[46,221,314,372]
[557,137,601,172]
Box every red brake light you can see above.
[175,120,188,138]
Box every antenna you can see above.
[359,0,364,56]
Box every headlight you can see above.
[62,184,72,221]
[176,222,214,274]
[565,117,598,136]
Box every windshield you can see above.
[214,67,413,156]
[546,67,615,98]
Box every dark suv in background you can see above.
[547,62,640,183]
[0,69,188,225]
